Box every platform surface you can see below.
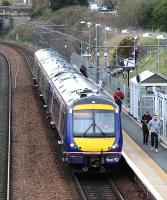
[122,111,167,200]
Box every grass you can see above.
[142,48,167,75]
[0,0,15,5]
[6,23,32,43]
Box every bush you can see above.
[6,24,32,43]
[1,0,11,6]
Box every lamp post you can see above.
[104,26,112,82]
[157,38,160,74]
[80,21,92,66]
[104,26,112,63]
[105,28,112,64]
[80,40,83,64]
[132,36,138,64]
[96,24,100,83]
[80,21,111,83]
[65,44,67,58]
[87,22,92,70]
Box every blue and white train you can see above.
[32,48,123,172]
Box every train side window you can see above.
[52,95,60,126]
[45,83,53,110]
[41,73,47,96]
[39,71,45,93]
[32,61,35,75]
[33,60,38,77]
[44,81,48,99]
[60,112,66,136]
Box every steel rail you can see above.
[0,51,11,200]
[1,42,34,81]
[109,178,125,200]
[0,42,33,200]
[73,172,125,200]
[72,172,87,200]
[6,52,12,200]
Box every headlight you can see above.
[115,108,119,113]
[70,143,75,147]
[112,144,119,149]
[70,143,78,150]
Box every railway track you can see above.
[0,52,11,200]
[74,173,125,200]
[0,42,34,200]
[0,42,34,72]
[0,42,81,199]
[0,42,146,200]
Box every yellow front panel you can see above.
[73,104,114,110]
[74,138,115,152]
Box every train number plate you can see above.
[105,157,119,163]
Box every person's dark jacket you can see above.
[141,114,152,131]
[80,65,88,78]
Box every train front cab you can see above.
[64,97,123,172]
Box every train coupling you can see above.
[50,121,55,129]
[99,166,105,173]
[33,78,37,84]
[58,140,63,145]
[82,166,89,172]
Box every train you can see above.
[32,48,123,172]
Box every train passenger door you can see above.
[46,83,53,111]
[51,94,61,133]
[58,103,65,137]
[33,59,39,80]
[37,67,40,84]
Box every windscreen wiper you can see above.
[82,123,106,137]
[82,123,94,137]
[95,124,106,137]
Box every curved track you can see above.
[0,42,80,200]
[0,52,11,200]
[0,42,34,73]
[0,42,146,200]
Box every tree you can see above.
[148,0,167,31]
[112,37,134,66]
[49,0,88,11]
[49,0,64,11]
[1,0,11,6]
[104,0,120,10]
[77,0,88,6]
[117,0,156,28]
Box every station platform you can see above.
[121,110,167,200]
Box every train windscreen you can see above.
[73,110,115,137]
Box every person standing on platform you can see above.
[113,88,124,112]
[148,115,161,153]
[141,111,152,145]
[80,65,88,78]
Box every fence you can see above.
[70,51,130,106]
[154,92,167,144]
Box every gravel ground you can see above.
[0,43,148,200]
[111,163,146,200]
[0,44,80,200]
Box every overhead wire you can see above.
[32,23,164,137]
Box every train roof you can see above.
[35,48,103,105]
